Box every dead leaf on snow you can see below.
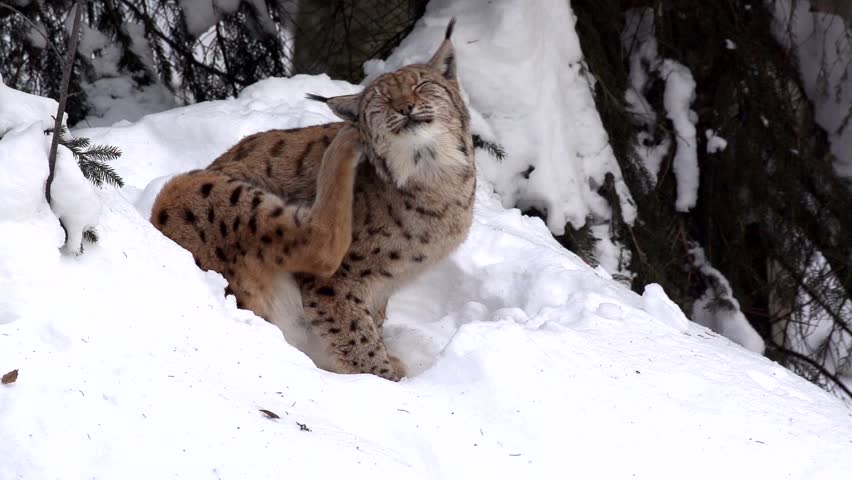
[2,369,19,385]
[259,408,280,419]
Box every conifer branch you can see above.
[473,134,507,161]
[56,126,124,188]
[82,228,98,244]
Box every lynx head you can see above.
[308,18,472,188]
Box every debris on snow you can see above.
[1,369,18,385]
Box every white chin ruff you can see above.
[385,123,465,187]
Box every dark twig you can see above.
[45,0,84,205]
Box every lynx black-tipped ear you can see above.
[444,17,456,40]
[305,93,330,103]
[428,18,457,80]
[306,93,360,122]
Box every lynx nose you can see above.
[395,101,415,116]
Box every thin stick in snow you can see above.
[45,0,84,205]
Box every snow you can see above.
[2,134,851,476]
[78,77,176,129]
[705,128,728,153]
[178,0,273,37]
[0,124,50,222]
[659,59,699,212]
[623,8,660,127]
[690,246,765,354]
[0,77,58,137]
[622,9,674,188]
[623,9,700,208]
[72,13,175,128]
[772,249,852,397]
[49,144,102,255]
[178,0,220,37]
[2,4,852,479]
[635,132,671,185]
[770,0,852,178]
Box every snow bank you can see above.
[0,78,58,137]
[364,0,636,250]
[76,74,361,205]
[50,145,102,255]
[0,84,103,254]
[0,124,50,222]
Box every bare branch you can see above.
[45,0,84,206]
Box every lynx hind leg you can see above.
[372,300,407,379]
[152,124,361,279]
[300,282,406,381]
[153,173,341,280]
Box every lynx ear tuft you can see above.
[428,18,458,80]
[305,93,330,103]
[306,93,360,122]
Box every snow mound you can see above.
[1,66,851,479]
[0,126,102,257]
[0,78,58,137]
[50,144,102,254]
[75,74,360,199]
[0,124,51,222]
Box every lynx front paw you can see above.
[388,354,407,380]
[366,354,405,382]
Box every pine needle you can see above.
[78,158,125,188]
[473,134,507,161]
[56,127,125,188]
[83,228,99,244]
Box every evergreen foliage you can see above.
[0,1,427,124]
[472,134,507,161]
[55,126,125,189]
